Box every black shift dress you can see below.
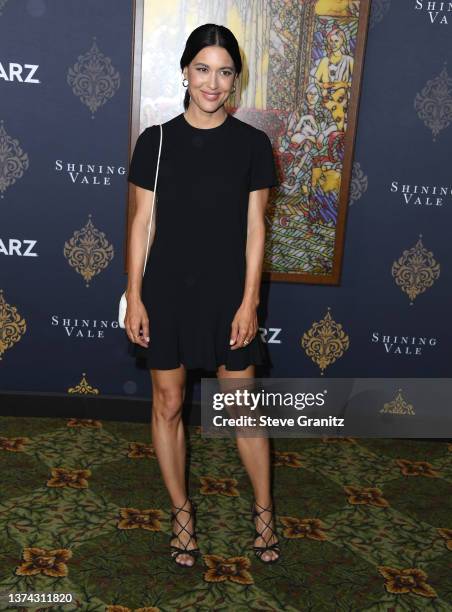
[126,111,278,371]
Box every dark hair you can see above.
[180,23,242,111]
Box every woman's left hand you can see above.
[229,302,258,350]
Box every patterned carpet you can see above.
[0,416,451,611]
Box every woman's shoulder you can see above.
[136,113,181,139]
[228,113,271,143]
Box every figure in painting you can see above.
[314,26,353,131]
[280,84,336,196]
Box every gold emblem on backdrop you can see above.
[63,215,114,287]
[301,307,349,374]
[414,63,452,142]
[67,38,120,116]
[0,290,26,360]
[0,122,29,198]
[391,235,440,304]
[68,372,99,395]
[380,389,415,415]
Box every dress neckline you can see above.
[180,111,230,131]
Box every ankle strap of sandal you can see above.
[172,496,193,513]
[252,499,274,514]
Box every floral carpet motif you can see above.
[0,416,451,611]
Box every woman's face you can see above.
[183,45,237,112]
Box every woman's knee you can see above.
[152,386,185,422]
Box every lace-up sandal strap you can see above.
[251,499,281,561]
[253,541,281,558]
[252,499,274,515]
[170,545,201,559]
[170,497,200,558]
[252,501,278,544]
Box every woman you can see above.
[124,23,280,568]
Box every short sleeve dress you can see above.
[126,111,278,371]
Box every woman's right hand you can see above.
[124,293,150,347]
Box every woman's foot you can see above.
[170,496,200,567]
[252,499,281,563]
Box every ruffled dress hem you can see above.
[129,335,266,372]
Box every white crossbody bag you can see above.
[118,123,163,329]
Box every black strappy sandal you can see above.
[169,496,200,567]
[251,499,281,564]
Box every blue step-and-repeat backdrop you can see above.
[1,0,451,403]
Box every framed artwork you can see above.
[127,0,371,284]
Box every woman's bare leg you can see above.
[216,364,279,562]
[151,365,198,566]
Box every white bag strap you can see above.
[142,123,163,277]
